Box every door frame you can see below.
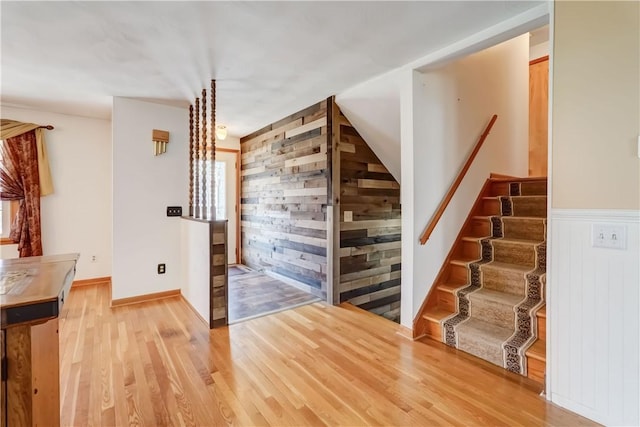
[216,147,241,264]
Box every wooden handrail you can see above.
[419,114,498,245]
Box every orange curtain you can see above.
[0,131,43,257]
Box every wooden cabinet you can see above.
[1,254,78,427]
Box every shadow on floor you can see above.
[228,265,321,324]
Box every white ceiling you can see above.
[0,1,543,137]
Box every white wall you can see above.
[0,106,112,280]
[530,40,549,61]
[180,218,210,323]
[112,98,188,300]
[215,135,240,151]
[400,35,529,326]
[336,71,402,181]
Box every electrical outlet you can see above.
[91,255,97,263]
[592,224,627,250]
[167,206,182,217]
[158,263,166,274]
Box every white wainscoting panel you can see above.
[549,209,639,426]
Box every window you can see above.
[196,159,226,220]
[0,139,17,244]
[214,160,226,220]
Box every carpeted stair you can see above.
[419,177,547,380]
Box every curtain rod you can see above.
[38,125,54,130]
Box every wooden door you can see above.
[529,56,549,177]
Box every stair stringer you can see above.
[412,177,495,338]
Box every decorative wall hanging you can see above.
[152,129,170,155]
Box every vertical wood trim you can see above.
[216,148,241,264]
[210,80,216,221]
[329,96,341,306]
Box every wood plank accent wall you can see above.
[240,101,329,299]
[240,98,401,319]
[333,100,402,322]
[211,220,228,327]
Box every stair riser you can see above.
[489,182,510,197]
[527,358,545,383]
[491,240,537,268]
[448,263,468,283]
[502,218,546,241]
[480,267,526,296]
[462,240,481,260]
[425,319,442,341]
[537,315,546,340]
[468,294,517,330]
[482,199,501,216]
[520,181,547,196]
[437,289,456,312]
[512,197,547,218]
[470,218,491,237]
[490,180,547,197]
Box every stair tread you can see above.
[462,236,483,242]
[526,339,546,361]
[473,215,546,221]
[450,257,480,266]
[490,176,547,183]
[502,215,547,222]
[455,318,513,344]
[481,261,532,273]
[439,282,467,293]
[423,308,453,322]
[482,195,547,200]
[493,237,545,245]
[468,288,524,306]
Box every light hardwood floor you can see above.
[59,284,597,426]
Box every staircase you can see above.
[416,176,547,383]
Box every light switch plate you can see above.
[592,223,627,250]
[344,211,353,222]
